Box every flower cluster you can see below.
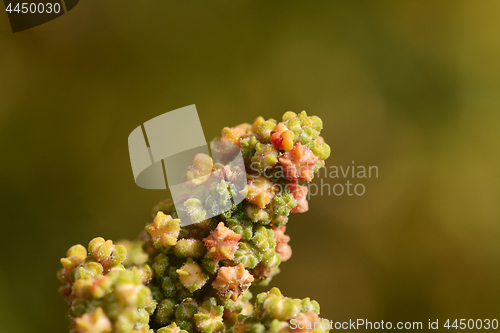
[233,288,328,333]
[58,111,330,333]
[57,239,155,333]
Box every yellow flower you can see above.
[245,175,277,209]
[75,307,112,333]
[176,261,209,293]
[145,212,180,248]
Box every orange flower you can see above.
[203,222,241,260]
[272,226,292,262]
[287,181,309,213]
[279,143,318,182]
[212,264,254,301]
[270,123,295,151]
[221,124,250,145]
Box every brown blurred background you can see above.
[1,1,499,332]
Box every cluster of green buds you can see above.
[57,239,155,333]
[232,288,329,333]
[58,111,330,333]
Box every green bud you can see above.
[205,180,234,218]
[299,126,319,148]
[174,239,205,258]
[284,117,302,138]
[194,298,224,333]
[245,205,271,225]
[233,242,260,269]
[310,115,323,132]
[144,294,158,315]
[162,276,177,298]
[175,298,198,320]
[256,288,301,321]
[176,320,195,333]
[251,144,279,171]
[149,284,164,303]
[117,239,148,267]
[200,257,219,275]
[311,143,330,160]
[240,136,259,159]
[111,245,127,265]
[184,198,207,223]
[156,298,177,325]
[112,270,151,308]
[248,323,266,333]
[261,248,281,267]
[270,213,288,228]
[256,121,276,142]
[272,191,297,216]
[282,111,297,122]
[153,253,169,277]
[69,298,88,318]
[226,217,253,241]
[269,319,290,333]
[300,298,320,314]
[114,308,137,333]
[137,308,150,327]
[252,226,275,252]
[72,261,103,281]
[313,160,323,173]
[131,263,153,284]
[159,322,189,333]
[297,111,311,127]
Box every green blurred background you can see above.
[1,1,499,332]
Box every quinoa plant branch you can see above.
[57,111,332,333]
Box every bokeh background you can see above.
[1,1,499,332]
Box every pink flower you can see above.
[212,264,254,301]
[287,181,309,213]
[203,222,241,260]
[272,226,292,262]
[279,143,318,182]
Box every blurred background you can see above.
[1,1,499,332]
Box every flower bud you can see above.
[158,322,189,333]
[176,261,209,293]
[74,307,112,333]
[156,298,177,325]
[203,222,241,261]
[146,212,181,248]
[212,264,254,301]
[174,239,205,258]
[194,298,224,333]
